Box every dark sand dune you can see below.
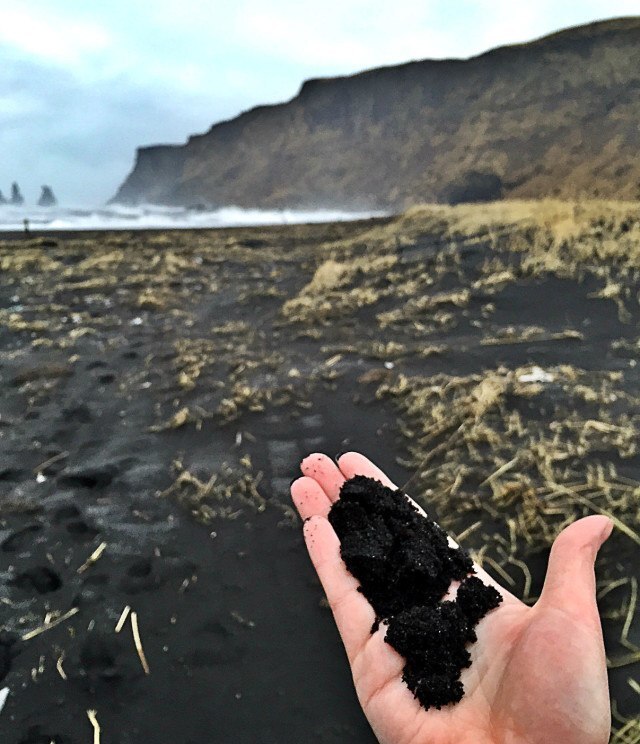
[0,202,638,742]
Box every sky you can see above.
[1,1,639,206]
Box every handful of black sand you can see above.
[328,476,502,710]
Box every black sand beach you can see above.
[0,202,638,742]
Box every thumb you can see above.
[537,515,613,621]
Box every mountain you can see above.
[111,18,640,209]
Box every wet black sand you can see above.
[0,209,638,742]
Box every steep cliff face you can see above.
[115,145,185,205]
[111,18,640,209]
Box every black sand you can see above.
[0,208,638,742]
[330,476,502,709]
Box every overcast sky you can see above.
[1,1,638,206]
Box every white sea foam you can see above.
[0,203,385,231]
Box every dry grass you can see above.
[282,255,396,323]
[403,199,640,247]
[376,364,639,544]
[611,721,640,744]
[159,456,266,522]
[173,338,220,391]
[328,198,640,270]
[480,327,584,346]
[149,406,208,432]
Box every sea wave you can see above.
[0,203,385,231]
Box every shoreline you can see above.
[0,215,394,243]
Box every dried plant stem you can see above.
[87,709,101,744]
[22,607,79,641]
[77,542,107,574]
[621,577,639,651]
[551,485,640,547]
[33,450,69,474]
[56,653,67,680]
[131,611,150,675]
[115,605,131,633]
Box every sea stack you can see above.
[38,185,57,207]
[10,182,24,206]
[0,190,6,205]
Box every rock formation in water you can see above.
[0,190,6,205]
[37,186,57,207]
[10,182,24,206]
[111,18,640,209]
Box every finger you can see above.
[336,451,397,489]
[300,452,346,502]
[351,625,405,712]
[303,515,375,663]
[291,476,332,520]
[339,451,520,604]
[537,515,613,622]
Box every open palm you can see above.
[291,451,613,744]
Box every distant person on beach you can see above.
[290,451,612,744]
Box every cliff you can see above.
[111,17,640,209]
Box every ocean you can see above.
[0,203,384,231]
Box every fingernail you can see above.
[600,517,614,542]
[334,451,346,464]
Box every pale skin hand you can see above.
[290,451,614,744]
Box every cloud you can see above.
[471,0,640,53]
[0,45,247,205]
[233,0,455,69]
[0,93,43,120]
[0,6,111,66]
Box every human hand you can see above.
[290,451,613,744]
